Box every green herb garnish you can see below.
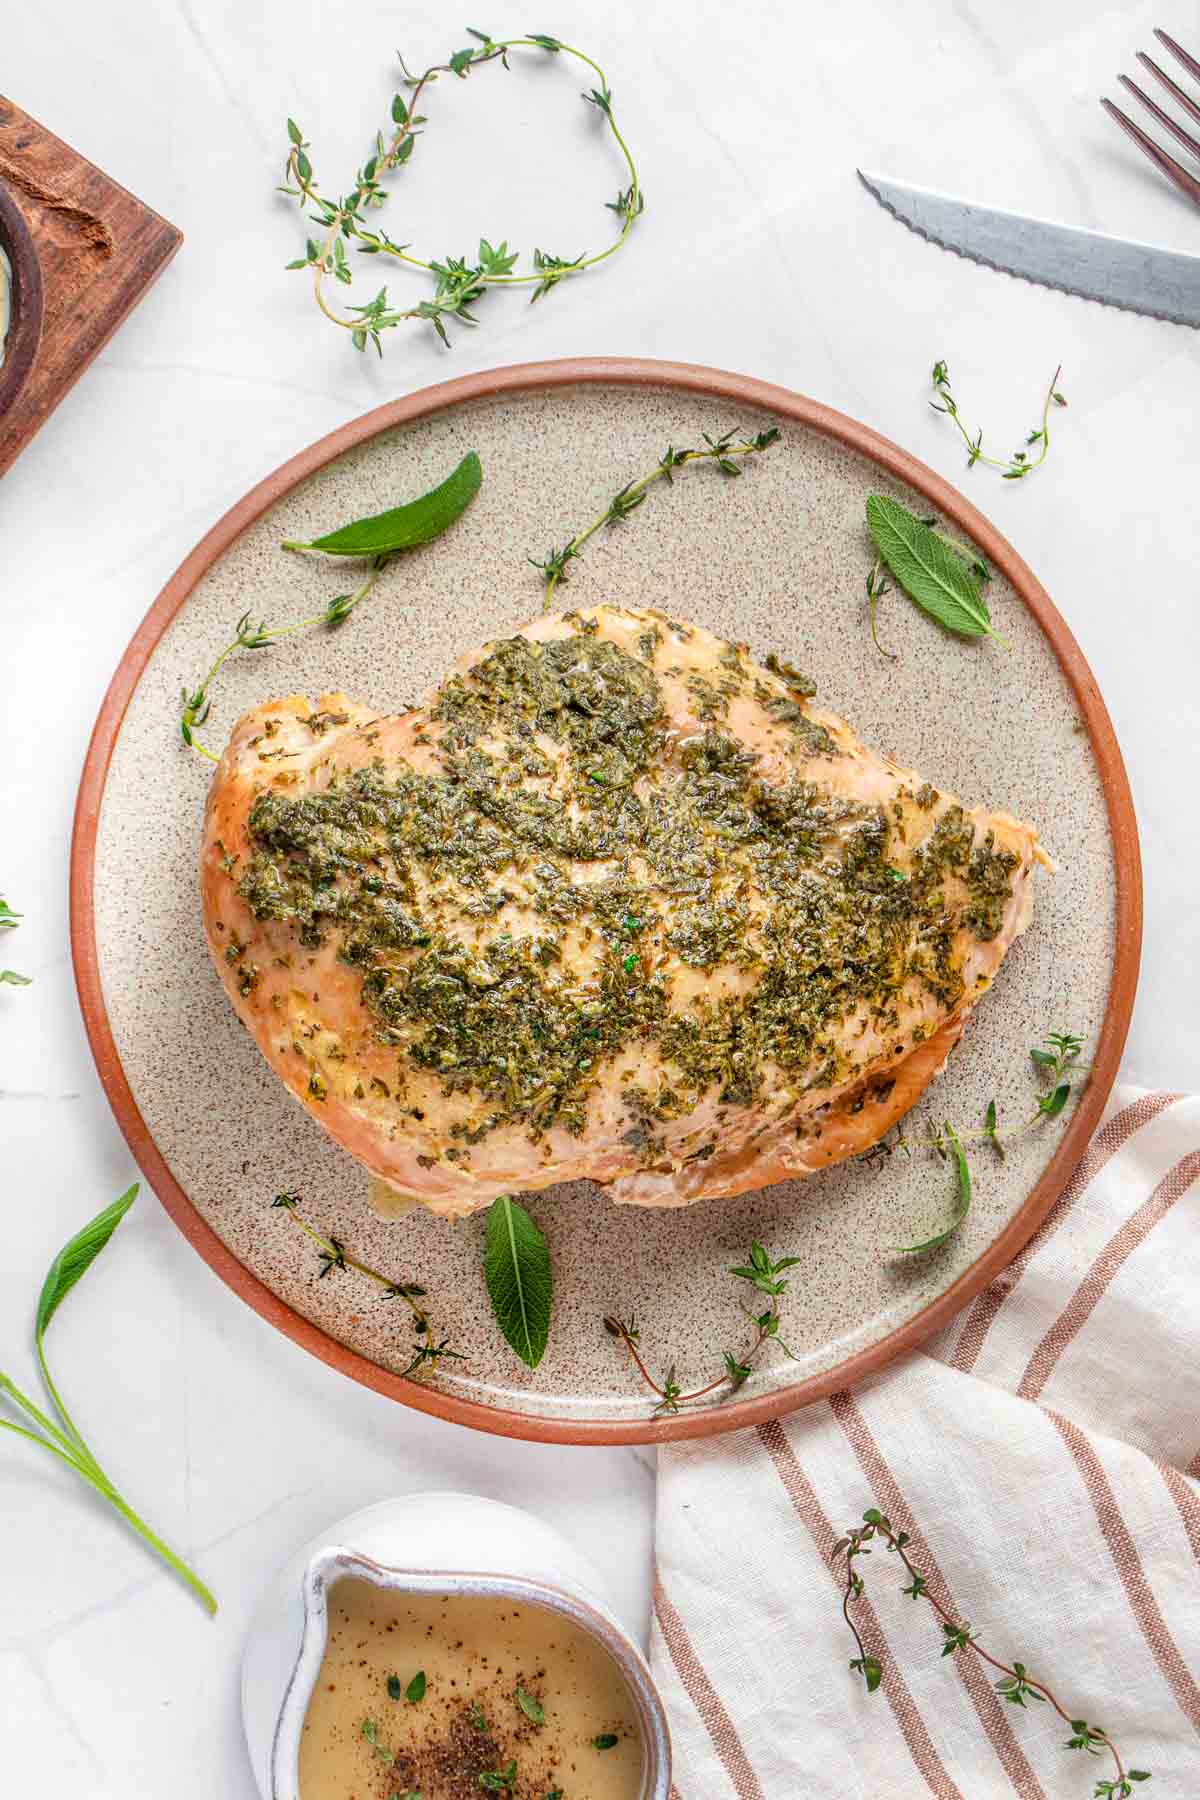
[605,1242,798,1414]
[531,427,780,606]
[479,1762,517,1792]
[892,1122,971,1256]
[387,1674,402,1700]
[865,495,1007,647]
[836,1508,1150,1795]
[515,1685,545,1724]
[881,1029,1086,1254]
[484,1195,552,1370]
[271,1193,461,1378]
[405,1669,427,1704]
[361,1717,395,1764]
[180,453,482,760]
[864,559,896,660]
[592,1732,619,1749]
[281,33,642,355]
[281,452,482,556]
[0,897,30,988]
[0,1188,215,1613]
[930,359,1067,479]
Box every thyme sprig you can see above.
[270,1192,462,1379]
[930,360,1067,479]
[837,1508,1151,1796]
[0,896,31,988]
[179,450,481,760]
[179,565,385,762]
[530,427,781,607]
[865,560,895,660]
[604,1241,798,1414]
[281,30,642,355]
[880,1031,1086,1255]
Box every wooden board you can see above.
[0,96,181,477]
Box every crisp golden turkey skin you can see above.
[200,605,1041,1219]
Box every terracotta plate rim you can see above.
[69,356,1142,1445]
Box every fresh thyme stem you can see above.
[282,33,643,354]
[604,1241,798,1415]
[531,427,781,608]
[270,1193,462,1380]
[930,361,1067,479]
[870,1031,1086,1256]
[179,559,386,760]
[836,1511,1143,1793]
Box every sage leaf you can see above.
[893,1124,971,1255]
[37,1186,138,1338]
[4,1187,217,1613]
[484,1195,552,1369]
[282,451,482,557]
[865,495,1006,646]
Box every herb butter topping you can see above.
[229,615,1018,1154]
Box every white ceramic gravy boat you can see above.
[241,1492,671,1800]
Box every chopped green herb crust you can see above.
[223,610,1024,1160]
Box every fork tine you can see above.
[1100,97,1200,205]
[1154,27,1200,86]
[1136,51,1200,131]
[1118,72,1200,163]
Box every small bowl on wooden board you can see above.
[0,178,44,423]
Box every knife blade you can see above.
[857,168,1200,328]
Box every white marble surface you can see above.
[2,2,1198,1793]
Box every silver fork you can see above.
[1102,27,1200,206]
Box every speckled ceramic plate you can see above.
[71,359,1140,1443]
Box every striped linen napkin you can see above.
[652,1086,1199,1797]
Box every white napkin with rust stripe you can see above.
[651,1086,1200,1798]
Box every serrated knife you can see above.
[857,168,1200,327]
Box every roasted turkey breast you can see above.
[201,604,1042,1220]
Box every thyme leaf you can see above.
[515,1685,545,1724]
